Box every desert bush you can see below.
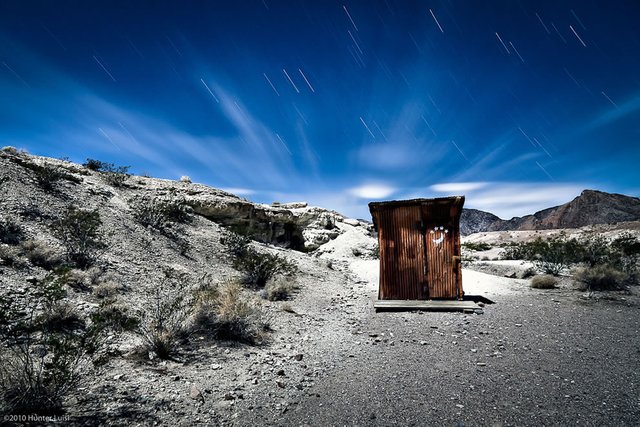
[136,271,192,360]
[500,236,582,275]
[83,159,130,187]
[180,175,191,183]
[573,265,628,291]
[237,249,296,289]
[0,218,24,245]
[263,277,299,301]
[51,207,105,269]
[530,274,558,289]
[90,301,138,333]
[220,232,251,259]
[221,232,296,288]
[130,196,190,230]
[462,242,492,251]
[30,163,69,191]
[193,280,268,344]
[1,146,19,155]
[0,275,100,415]
[20,239,63,270]
[82,158,107,171]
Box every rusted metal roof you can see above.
[369,196,464,300]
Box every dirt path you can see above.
[239,266,640,426]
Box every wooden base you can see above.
[374,299,482,312]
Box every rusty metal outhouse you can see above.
[369,196,465,301]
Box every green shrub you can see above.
[237,248,296,289]
[130,196,190,230]
[90,301,139,333]
[82,158,107,171]
[0,219,24,245]
[501,236,582,275]
[0,275,101,415]
[462,242,492,251]
[135,271,192,359]
[83,159,130,187]
[192,280,268,344]
[51,207,105,269]
[573,265,628,291]
[530,274,558,289]
[220,232,251,259]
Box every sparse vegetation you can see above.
[462,242,492,251]
[221,232,297,289]
[83,159,130,187]
[573,265,628,291]
[192,279,268,344]
[136,271,192,359]
[263,277,299,301]
[501,235,582,275]
[20,239,63,270]
[530,274,558,289]
[0,273,101,415]
[0,218,24,245]
[90,300,139,333]
[51,207,105,269]
[130,196,191,230]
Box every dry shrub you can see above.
[263,277,299,301]
[51,207,105,269]
[193,280,268,344]
[92,281,122,299]
[20,239,63,270]
[530,274,558,289]
[573,265,628,291]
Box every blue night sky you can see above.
[1,1,639,220]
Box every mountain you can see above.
[460,190,640,235]
[460,208,502,236]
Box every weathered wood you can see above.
[374,299,480,312]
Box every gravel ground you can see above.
[237,269,640,427]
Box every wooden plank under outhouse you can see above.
[374,299,481,312]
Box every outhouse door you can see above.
[423,218,457,298]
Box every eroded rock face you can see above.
[183,193,345,251]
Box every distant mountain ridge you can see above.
[460,190,640,235]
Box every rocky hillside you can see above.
[461,189,640,234]
[0,148,378,422]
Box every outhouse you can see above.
[369,196,465,301]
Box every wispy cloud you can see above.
[348,183,396,199]
[430,182,489,193]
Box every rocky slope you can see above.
[460,189,640,234]
[0,149,377,424]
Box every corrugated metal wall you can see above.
[370,197,464,300]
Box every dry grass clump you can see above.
[530,274,558,289]
[193,280,268,344]
[573,265,628,291]
[263,277,299,301]
[20,239,63,270]
[92,281,123,299]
